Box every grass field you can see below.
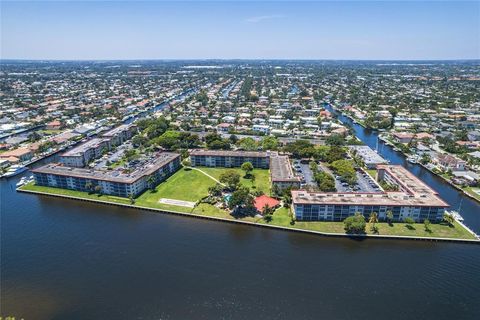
[261,207,476,239]
[365,169,377,179]
[463,187,480,202]
[197,167,271,194]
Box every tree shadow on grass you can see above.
[405,224,416,231]
[149,189,158,194]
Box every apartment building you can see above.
[33,152,181,197]
[292,165,448,222]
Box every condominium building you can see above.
[190,149,299,191]
[270,153,301,191]
[292,165,448,222]
[60,138,110,167]
[60,124,137,168]
[101,124,137,147]
[190,150,270,169]
[33,152,181,197]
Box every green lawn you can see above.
[261,207,476,239]
[135,168,217,208]
[197,167,271,194]
[463,187,480,202]
[365,169,377,179]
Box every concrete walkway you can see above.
[186,166,225,186]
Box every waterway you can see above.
[1,110,479,319]
[325,103,480,234]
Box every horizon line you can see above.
[1,58,479,62]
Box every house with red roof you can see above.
[254,195,280,213]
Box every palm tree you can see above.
[369,212,379,232]
[147,175,156,190]
[386,210,394,225]
[85,182,93,194]
[443,213,455,227]
[128,193,135,204]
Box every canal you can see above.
[325,104,480,234]
[1,111,479,319]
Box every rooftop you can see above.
[61,138,109,157]
[270,153,300,182]
[292,165,448,208]
[190,149,269,158]
[33,152,180,184]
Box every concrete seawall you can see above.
[17,188,480,245]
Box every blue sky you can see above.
[1,1,479,60]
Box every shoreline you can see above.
[18,187,480,244]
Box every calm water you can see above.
[325,104,480,233]
[2,117,480,319]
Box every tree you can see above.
[443,213,455,226]
[262,204,274,222]
[261,136,279,151]
[85,182,93,194]
[147,175,156,190]
[386,210,394,225]
[182,158,191,167]
[424,219,431,232]
[128,193,135,204]
[219,170,241,190]
[330,159,357,185]
[325,134,345,146]
[369,212,379,232]
[208,183,223,197]
[344,213,366,234]
[313,171,336,191]
[237,137,258,151]
[241,162,254,177]
[404,217,415,230]
[94,185,102,194]
[228,186,254,210]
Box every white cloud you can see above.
[245,14,285,23]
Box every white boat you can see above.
[16,177,27,187]
[2,165,28,178]
[446,210,464,222]
[407,156,417,164]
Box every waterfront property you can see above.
[349,145,388,169]
[292,165,449,222]
[60,124,137,167]
[32,152,181,197]
[190,149,300,191]
[190,149,270,169]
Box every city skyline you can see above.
[1,1,479,60]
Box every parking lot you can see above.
[292,160,317,187]
[319,163,381,193]
[93,142,132,169]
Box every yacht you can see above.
[3,165,28,178]
[446,210,464,222]
[407,156,417,164]
[16,176,27,187]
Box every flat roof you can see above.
[292,165,448,208]
[349,145,387,165]
[190,149,269,158]
[61,138,109,157]
[102,124,135,137]
[33,152,180,184]
[270,154,300,182]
